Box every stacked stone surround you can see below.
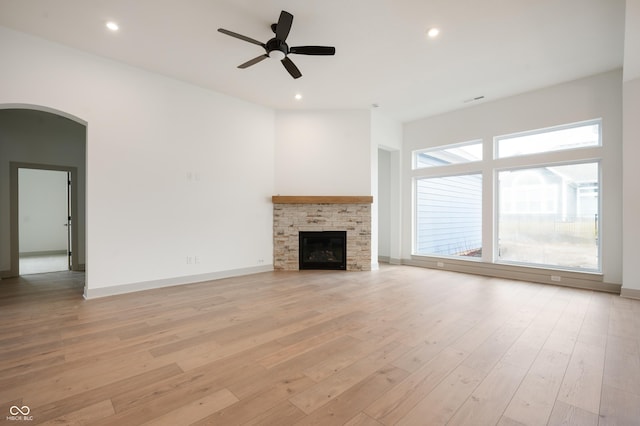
[273,203,372,271]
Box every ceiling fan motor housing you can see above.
[266,38,288,59]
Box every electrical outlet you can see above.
[437,261,444,267]
[186,256,193,265]
[551,275,561,282]
[195,256,200,264]
[258,259,264,264]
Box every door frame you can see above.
[9,162,80,276]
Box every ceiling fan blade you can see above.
[275,11,293,41]
[217,28,265,47]
[289,46,336,55]
[238,54,269,69]
[281,57,302,79]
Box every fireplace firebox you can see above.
[299,231,347,270]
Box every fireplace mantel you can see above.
[272,195,373,204]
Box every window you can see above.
[412,119,602,273]
[415,174,482,257]
[413,140,482,169]
[497,162,599,270]
[496,120,600,158]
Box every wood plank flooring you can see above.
[1,266,639,425]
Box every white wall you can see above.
[621,0,640,295]
[372,110,403,151]
[274,110,372,195]
[18,169,68,254]
[622,77,640,294]
[0,26,275,295]
[403,70,623,285]
[623,0,640,82]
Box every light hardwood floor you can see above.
[1,266,639,425]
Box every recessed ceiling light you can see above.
[106,21,119,31]
[295,93,302,100]
[427,28,440,38]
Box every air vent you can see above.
[463,96,485,104]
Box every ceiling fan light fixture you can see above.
[269,50,286,61]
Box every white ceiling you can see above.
[0,0,626,122]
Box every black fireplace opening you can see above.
[299,231,347,270]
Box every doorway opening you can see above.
[18,168,72,274]
[9,162,80,277]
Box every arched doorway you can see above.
[0,106,87,278]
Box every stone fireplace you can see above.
[272,196,373,271]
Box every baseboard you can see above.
[620,287,640,300]
[84,265,273,299]
[19,250,67,257]
[402,257,621,294]
[378,256,403,266]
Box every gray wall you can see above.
[378,148,391,259]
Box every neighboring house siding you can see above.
[416,174,482,255]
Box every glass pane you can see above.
[413,140,482,169]
[415,174,482,257]
[497,121,600,158]
[497,162,599,270]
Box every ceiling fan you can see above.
[217,10,336,79]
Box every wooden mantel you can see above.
[272,195,373,204]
